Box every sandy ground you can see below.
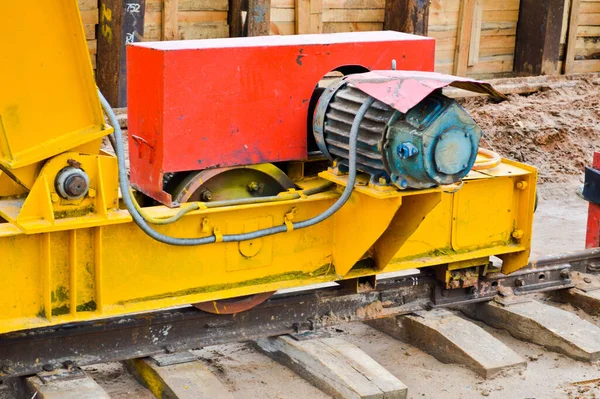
[463,74,600,183]
[2,75,600,399]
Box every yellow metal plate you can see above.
[0,1,110,170]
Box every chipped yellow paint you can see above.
[125,359,166,399]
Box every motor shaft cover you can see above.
[313,78,484,189]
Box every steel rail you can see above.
[1,248,599,379]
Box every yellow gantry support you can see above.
[0,1,112,194]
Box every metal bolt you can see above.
[247,181,259,192]
[516,181,528,190]
[200,190,213,201]
[514,278,525,287]
[378,177,388,185]
[51,193,60,203]
[64,174,88,198]
[399,179,409,189]
[512,229,524,240]
[396,142,419,159]
[584,276,593,284]
[88,188,96,198]
[560,269,571,279]
[55,166,90,200]
[468,286,477,295]
[63,360,75,370]
[164,344,176,354]
[42,363,56,372]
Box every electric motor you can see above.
[313,79,483,189]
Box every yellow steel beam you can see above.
[0,156,537,334]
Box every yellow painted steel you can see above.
[0,156,537,334]
[0,0,538,335]
[0,1,112,193]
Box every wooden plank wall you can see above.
[431,0,519,78]
[89,0,600,77]
[572,0,600,72]
[271,0,295,34]
[271,0,518,78]
[272,0,386,35]
[144,0,229,40]
[79,0,99,69]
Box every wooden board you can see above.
[143,0,230,40]
[572,0,600,71]
[514,0,566,75]
[429,0,519,77]
[256,336,408,399]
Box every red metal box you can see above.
[127,31,435,205]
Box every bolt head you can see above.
[247,181,260,192]
[560,269,571,279]
[515,278,525,287]
[200,191,213,201]
[584,276,593,284]
[42,363,56,372]
[55,166,90,200]
[64,175,87,198]
[516,181,528,190]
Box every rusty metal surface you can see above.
[2,248,600,379]
[344,70,508,114]
[193,291,276,314]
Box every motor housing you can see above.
[313,79,483,189]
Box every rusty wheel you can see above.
[171,163,295,315]
[192,291,275,314]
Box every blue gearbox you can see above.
[313,80,483,189]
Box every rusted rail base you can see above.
[1,248,600,379]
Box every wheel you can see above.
[170,163,295,314]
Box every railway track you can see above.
[2,248,600,398]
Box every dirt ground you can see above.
[463,74,600,183]
[3,74,600,399]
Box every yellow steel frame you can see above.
[0,156,536,334]
[0,1,538,335]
